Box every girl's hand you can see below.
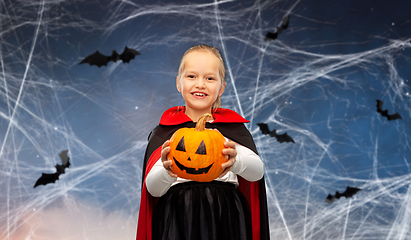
[161,140,178,178]
[220,141,237,177]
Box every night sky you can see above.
[1,0,410,239]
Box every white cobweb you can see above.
[1,0,410,239]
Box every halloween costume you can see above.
[137,106,270,240]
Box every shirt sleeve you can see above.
[230,142,264,182]
[145,157,177,197]
[145,140,264,197]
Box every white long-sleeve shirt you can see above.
[145,140,264,197]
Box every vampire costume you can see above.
[136,106,270,240]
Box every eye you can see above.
[195,140,206,155]
[176,136,186,152]
[187,75,195,79]
[206,77,215,81]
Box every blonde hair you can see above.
[177,45,226,109]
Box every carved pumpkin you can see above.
[168,113,227,182]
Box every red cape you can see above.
[136,106,270,240]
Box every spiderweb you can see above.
[1,0,410,239]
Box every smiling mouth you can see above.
[173,157,213,174]
[191,92,208,97]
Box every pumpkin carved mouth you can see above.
[173,157,214,175]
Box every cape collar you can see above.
[159,106,249,125]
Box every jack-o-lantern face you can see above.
[168,114,227,182]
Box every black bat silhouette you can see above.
[265,15,290,41]
[376,99,402,121]
[79,46,141,68]
[34,150,70,188]
[325,186,361,204]
[256,123,295,143]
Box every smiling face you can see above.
[177,50,226,120]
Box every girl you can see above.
[137,45,270,240]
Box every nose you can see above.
[195,77,206,88]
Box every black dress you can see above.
[152,181,252,240]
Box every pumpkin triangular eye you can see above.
[176,136,186,152]
[195,140,206,155]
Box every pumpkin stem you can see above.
[195,113,213,131]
